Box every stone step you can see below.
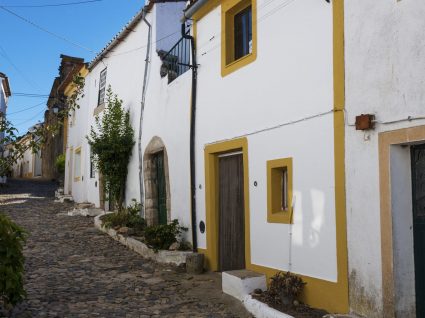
[222,269,267,301]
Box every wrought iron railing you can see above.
[160,32,193,83]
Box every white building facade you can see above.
[64,0,425,316]
[0,72,11,147]
[186,0,347,314]
[11,133,42,179]
[345,1,425,317]
[64,0,192,232]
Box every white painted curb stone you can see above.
[242,295,295,318]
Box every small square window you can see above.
[267,158,293,224]
[74,147,82,182]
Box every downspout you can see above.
[182,23,198,252]
[181,0,208,22]
[138,8,151,217]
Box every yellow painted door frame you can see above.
[203,137,251,271]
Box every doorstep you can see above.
[222,270,295,318]
[222,270,267,301]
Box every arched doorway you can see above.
[143,136,171,226]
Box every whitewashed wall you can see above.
[65,80,90,204]
[194,0,336,280]
[66,1,191,230]
[12,138,33,178]
[345,1,425,317]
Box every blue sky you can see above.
[0,0,144,135]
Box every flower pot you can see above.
[280,293,295,306]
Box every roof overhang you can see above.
[0,72,11,97]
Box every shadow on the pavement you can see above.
[0,179,58,198]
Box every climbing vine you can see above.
[87,86,134,210]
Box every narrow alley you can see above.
[0,179,250,318]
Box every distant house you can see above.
[64,0,187,216]
[0,72,11,149]
[41,55,85,180]
[10,128,42,179]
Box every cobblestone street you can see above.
[0,179,250,318]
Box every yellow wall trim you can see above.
[204,137,250,271]
[267,157,293,224]
[378,125,425,318]
[199,0,348,313]
[221,0,257,77]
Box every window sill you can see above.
[221,51,256,77]
[93,104,105,116]
[267,209,293,224]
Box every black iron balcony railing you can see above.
[160,32,193,83]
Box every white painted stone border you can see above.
[94,214,192,265]
[242,295,295,318]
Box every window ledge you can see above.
[93,104,105,116]
[267,209,293,224]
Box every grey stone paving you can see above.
[0,179,250,318]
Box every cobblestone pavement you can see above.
[0,179,251,318]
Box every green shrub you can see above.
[144,219,188,251]
[55,154,66,175]
[265,271,306,305]
[101,200,145,234]
[0,213,27,308]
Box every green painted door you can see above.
[411,144,425,317]
[154,151,167,225]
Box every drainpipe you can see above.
[182,23,198,252]
[181,0,208,22]
[138,8,152,217]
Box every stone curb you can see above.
[242,295,294,318]
[94,214,193,266]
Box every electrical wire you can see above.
[7,102,46,116]
[12,93,49,97]
[0,44,40,89]
[0,0,103,8]
[210,109,338,145]
[105,31,181,58]
[14,108,46,127]
[103,0,299,59]
[0,6,95,53]
[198,0,299,58]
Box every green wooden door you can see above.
[411,144,425,317]
[154,151,167,225]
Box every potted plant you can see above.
[269,271,306,306]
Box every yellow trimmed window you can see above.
[74,147,81,182]
[221,0,257,77]
[267,158,293,224]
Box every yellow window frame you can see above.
[221,0,257,77]
[267,157,293,224]
[74,147,82,182]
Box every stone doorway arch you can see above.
[143,136,171,226]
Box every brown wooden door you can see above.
[218,153,245,271]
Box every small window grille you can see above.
[281,167,288,211]
[97,68,107,106]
